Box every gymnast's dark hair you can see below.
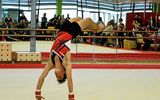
[57,73,67,84]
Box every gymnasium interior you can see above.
[0,0,160,100]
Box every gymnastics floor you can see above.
[0,41,160,100]
[0,69,160,100]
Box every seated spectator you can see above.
[142,27,156,51]
[96,17,105,45]
[47,14,57,27]
[102,20,114,46]
[132,14,141,36]
[0,22,7,28]
[0,22,8,34]
[18,13,27,23]
[5,17,12,24]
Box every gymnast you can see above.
[35,17,105,100]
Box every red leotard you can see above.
[51,31,72,61]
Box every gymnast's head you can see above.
[54,68,67,84]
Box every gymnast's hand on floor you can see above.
[35,90,45,100]
[36,95,45,100]
[68,93,75,100]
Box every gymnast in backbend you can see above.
[35,17,105,100]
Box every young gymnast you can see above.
[35,17,105,100]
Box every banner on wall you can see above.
[126,12,160,30]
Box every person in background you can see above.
[66,14,70,20]
[18,13,27,23]
[36,15,39,28]
[117,18,125,48]
[41,13,47,36]
[102,20,114,46]
[96,17,105,45]
[41,13,47,29]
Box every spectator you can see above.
[47,14,57,27]
[41,13,47,29]
[117,18,125,48]
[54,15,61,29]
[13,20,18,28]
[66,14,70,20]
[102,20,114,46]
[18,13,27,23]
[0,22,8,40]
[36,15,39,28]
[132,14,140,29]
[96,17,105,45]
[137,15,142,27]
[60,15,66,25]
[12,20,18,35]
[5,17,12,24]
[142,26,159,51]
[41,13,47,35]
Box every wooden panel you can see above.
[0,42,12,61]
[16,52,41,62]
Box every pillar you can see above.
[56,0,62,16]
[30,0,37,52]
[0,0,2,22]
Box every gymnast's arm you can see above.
[35,58,53,99]
[62,52,75,100]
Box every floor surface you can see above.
[0,69,160,100]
